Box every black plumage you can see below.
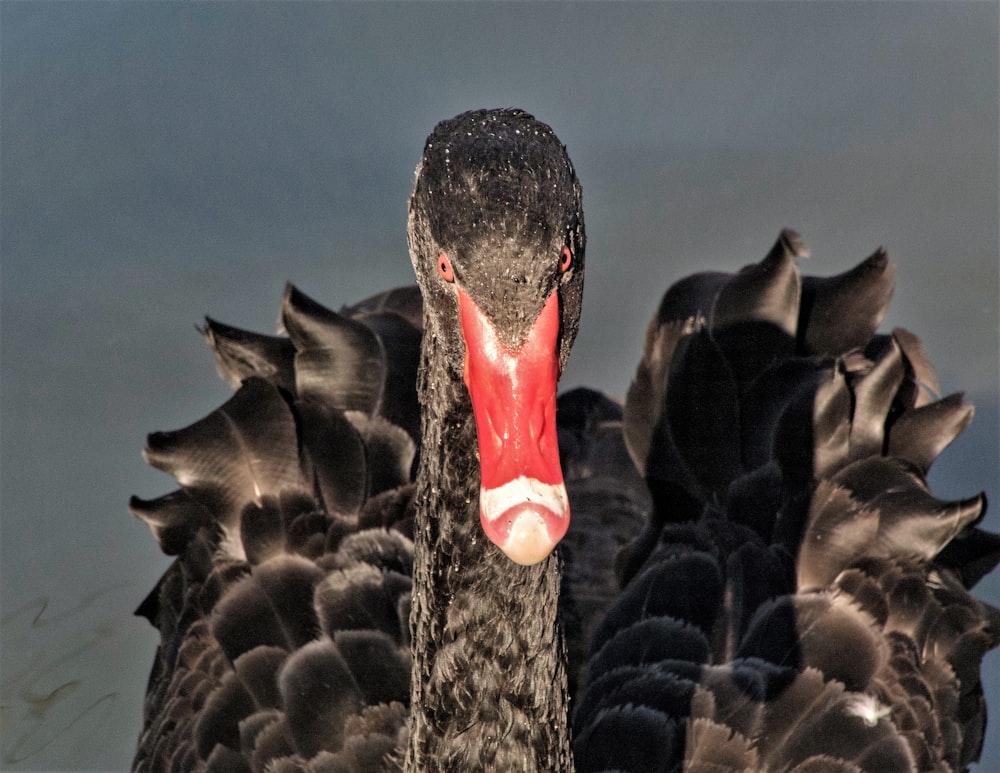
[131,109,998,772]
[574,229,999,772]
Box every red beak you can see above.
[457,287,569,565]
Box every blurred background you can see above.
[2,3,997,769]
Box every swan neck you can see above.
[405,329,572,770]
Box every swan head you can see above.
[407,108,585,565]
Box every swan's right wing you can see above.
[130,285,423,772]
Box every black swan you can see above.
[130,108,999,771]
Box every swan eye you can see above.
[558,246,572,273]
[437,252,455,283]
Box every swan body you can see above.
[131,109,998,772]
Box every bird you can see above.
[129,108,999,772]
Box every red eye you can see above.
[558,246,573,273]
[437,252,455,283]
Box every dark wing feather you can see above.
[575,232,999,773]
[282,283,386,415]
[887,391,974,477]
[132,288,418,772]
[201,316,296,393]
[140,376,305,554]
[798,246,895,357]
[349,309,423,442]
[128,489,214,556]
[340,284,423,330]
[711,228,806,338]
